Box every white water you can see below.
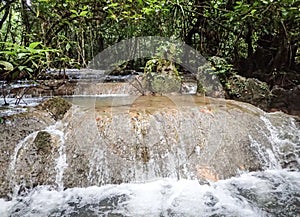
[0,169,299,217]
[7,132,38,197]
[45,122,68,191]
[6,122,67,199]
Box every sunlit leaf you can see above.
[0,61,14,71]
[29,42,42,49]
[79,11,88,17]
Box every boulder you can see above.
[196,59,224,97]
[269,85,300,116]
[1,95,299,199]
[38,97,71,120]
[226,75,271,110]
[142,58,181,94]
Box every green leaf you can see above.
[109,3,119,7]
[79,11,88,17]
[17,52,28,59]
[251,9,257,15]
[29,42,42,49]
[70,9,78,15]
[66,43,71,51]
[137,0,143,5]
[0,61,14,71]
[18,65,27,71]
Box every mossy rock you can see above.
[143,58,181,93]
[34,131,52,154]
[39,97,71,120]
[197,61,224,97]
[227,75,271,110]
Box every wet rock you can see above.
[269,85,300,116]
[143,58,181,94]
[63,96,299,189]
[0,97,71,198]
[0,110,54,198]
[11,130,60,195]
[1,95,299,198]
[226,75,271,110]
[196,60,224,97]
[39,97,71,120]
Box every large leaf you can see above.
[0,61,14,71]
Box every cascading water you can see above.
[2,121,67,199]
[249,113,300,171]
[46,123,68,191]
[7,132,38,197]
[0,95,299,217]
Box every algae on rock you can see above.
[39,97,71,120]
[33,131,52,154]
[143,58,181,94]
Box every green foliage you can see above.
[0,61,13,71]
[0,0,298,89]
[0,42,58,80]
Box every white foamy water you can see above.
[45,122,68,191]
[0,169,299,217]
[7,132,38,197]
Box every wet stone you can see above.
[33,131,52,154]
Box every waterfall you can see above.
[1,96,299,216]
[6,122,67,198]
[249,113,300,171]
[8,132,38,197]
[45,122,67,191]
[260,114,300,171]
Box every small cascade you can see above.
[249,113,300,171]
[72,81,140,96]
[5,122,68,197]
[45,122,68,191]
[7,132,38,197]
[65,96,266,185]
[260,114,300,171]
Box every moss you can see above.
[34,131,52,154]
[143,58,181,93]
[197,61,223,96]
[226,75,271,110]
[39,97,71,120]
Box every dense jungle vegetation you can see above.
[0,0,299,89]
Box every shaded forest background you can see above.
[0,0,299,90]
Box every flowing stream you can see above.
[0,93,299,217]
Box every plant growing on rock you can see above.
[141,42,183,94]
